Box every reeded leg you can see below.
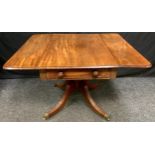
[43,84,72,120]
[81,85,110,121]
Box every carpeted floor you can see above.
[0,77,155,122]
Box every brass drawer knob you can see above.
[58,72,64,78]
[93,70,99,78]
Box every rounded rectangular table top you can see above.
[3,33,151,70]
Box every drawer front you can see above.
[40,69,117,80]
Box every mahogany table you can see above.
[3,34,151,121]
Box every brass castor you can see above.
[43,113,50,120]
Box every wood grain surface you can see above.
[40,69,117,80]
[3,34,151,70]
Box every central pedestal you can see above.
[43,80,110,121]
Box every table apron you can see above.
[40,69,117,80]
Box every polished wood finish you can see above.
[3,34,151,70]
[40,69,117,80]
[44,81,110,120]
[81,85,110,121]
[3,33,152,121]
[43,84,73,120]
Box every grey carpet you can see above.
[0,78,155,122]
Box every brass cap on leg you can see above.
[104,114,111,121]
[43,113,50,120]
